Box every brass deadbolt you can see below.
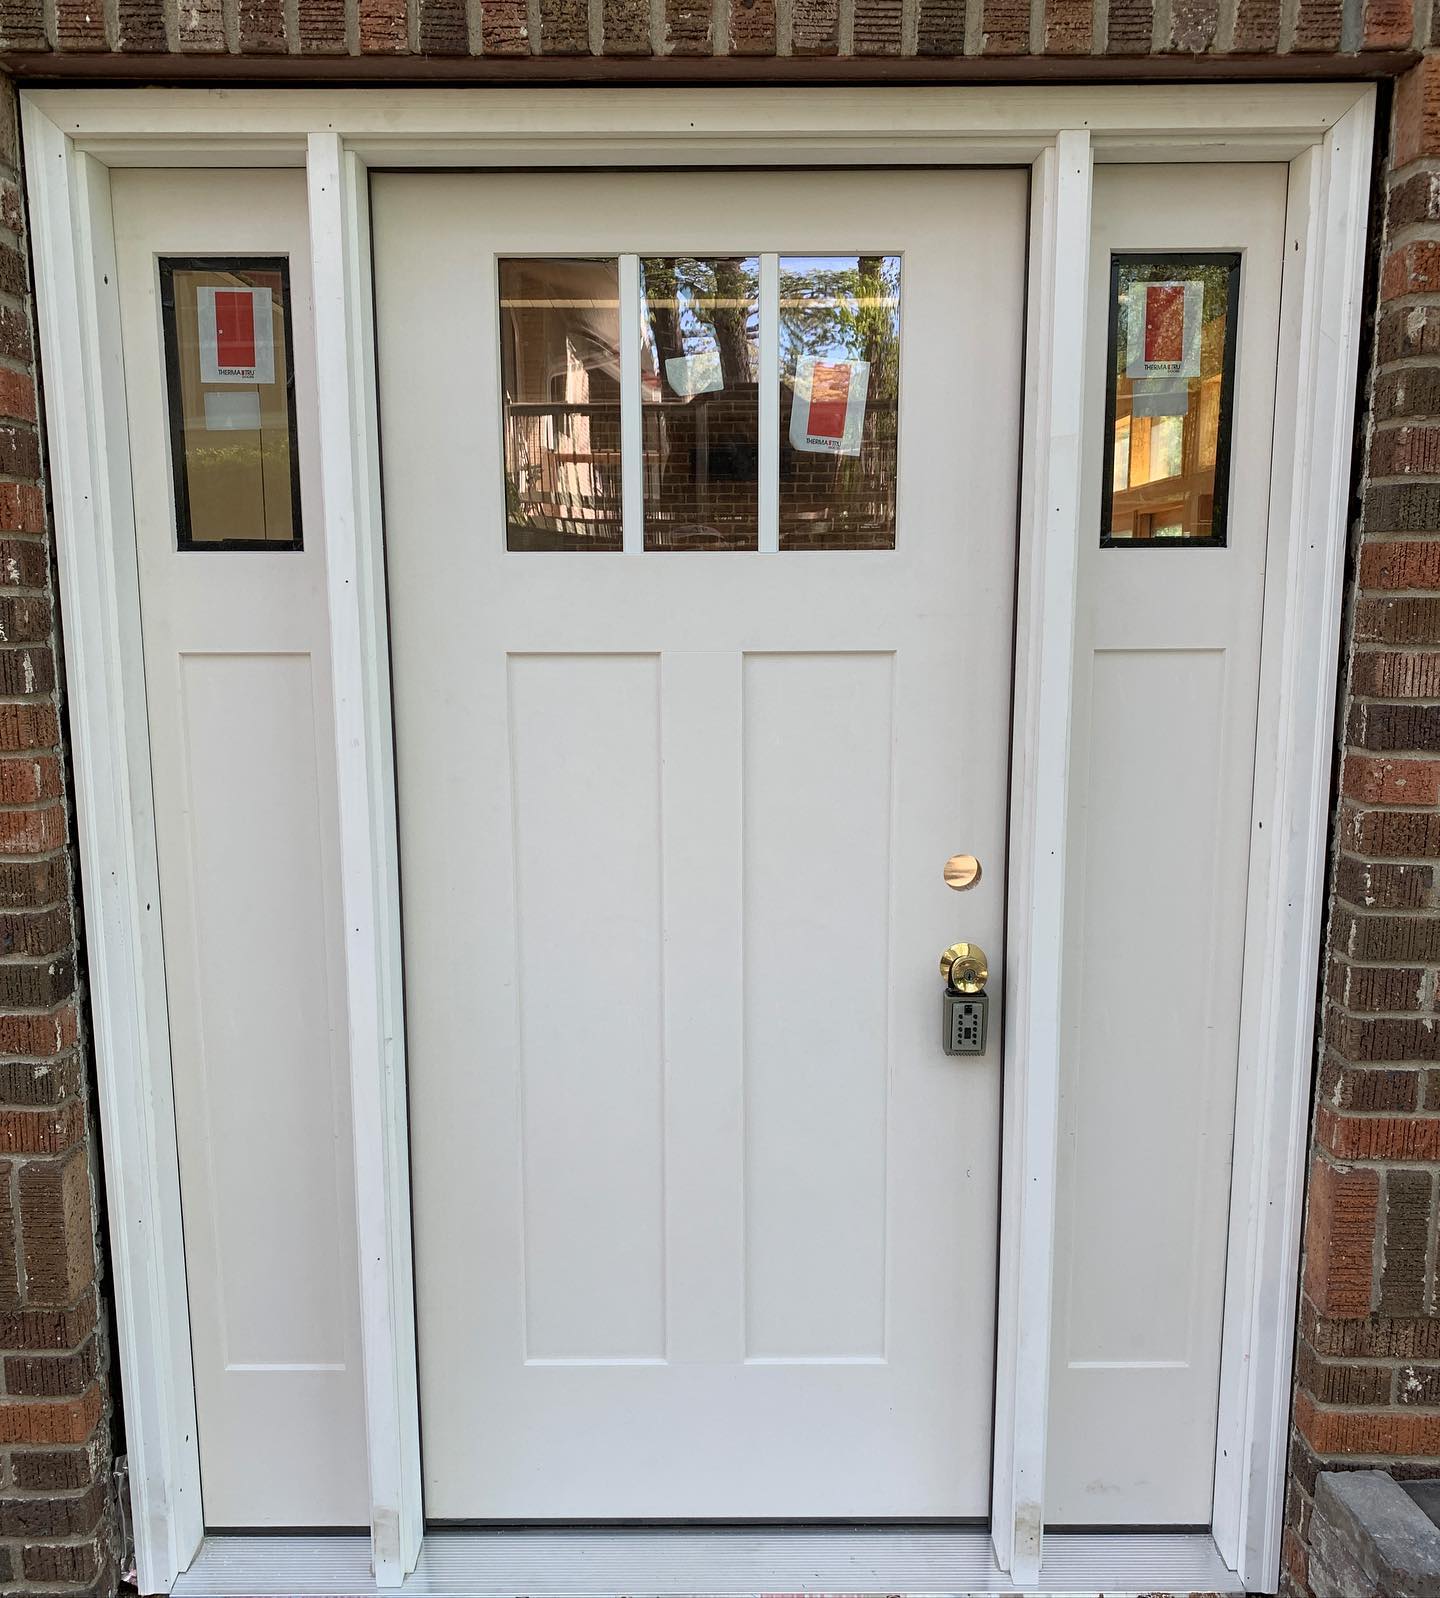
[940,941,989,994]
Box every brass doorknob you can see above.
[940,942,989,994]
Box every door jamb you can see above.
[18,84,1374,1596]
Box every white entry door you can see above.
[372,169,1026,1520]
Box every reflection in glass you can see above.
[778,256,900,551]
[500,258,623,552]
[1103,255,1239,545]
[160,259,300,549]
[641,257,760,552]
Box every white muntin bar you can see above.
[758,251,780,553]
[620,253,645,555]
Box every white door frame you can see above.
[20,83,1374,1597]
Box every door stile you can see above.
[991,130,1092,1586]
[306,133,423,1586]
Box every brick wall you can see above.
[1281,54,1440,1598]
[0,76,117,1598]
[0,0,1424,67]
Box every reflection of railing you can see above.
[506,401,623,548]
[505,396,900,549]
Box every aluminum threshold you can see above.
[172,1527,1243,1596]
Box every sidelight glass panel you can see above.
[500,258,624,552]
[778,255,900,552]
[640,256,761,552]
[1102,254,1240,546]
[160,258,301,550]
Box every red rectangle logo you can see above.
[214,289,257,371]
[1143,283,1185,366]
[807,362,852,441]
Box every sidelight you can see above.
[1101,253,1240,546]
[159,257,302,550]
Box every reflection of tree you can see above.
[642,257,759,394]
[778,256,901,401]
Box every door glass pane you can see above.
[500,258,623,552]
[779,255,900,551]
[1102,254,1240,546]
[641,257,760,552]
[160,258,301,550]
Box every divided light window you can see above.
[498,252,902,554]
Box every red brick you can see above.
[1328,960,1426,1013]
[1351,650,1440,699]
[1383,241,1440,301]
[1318,1058,1423,1112]
[791,0,836,50]
[538,0,588,49]
[1106,0,1151,51]
[1168,0,1216,49]
[0,0,48,49]
[0,1099,83,1156]
[853,0,902,49]
[0,484,43,538]
[982,0,1029,49]
[418,0,468,49]
[237,0,288,49]
[729,0,775,49]
[297,0,346,47]
[0,706,57,755]
[1369,427,1440,479]
[1303,1158,1380,1319]
[0,808,65,856]
[1040,0,1091,49]
[19,1147,95,1306]
[1334,857,1431,910]
[0,1289,98,1353]
[0,1381,102,1446]
[1296,1338,1392,1405]
[601,0,648,46]
[1295,1388,1440,1456]
[1316,1106,1440,1160]
[359,0,408,49]
[1394,57,1440,168]
[0,1006,75,1060]
[1359,538,1440,588]
[1229,0,1280,47]
[666,0,713,50]
[1363,0,1412,48]
[4,1337,98,1398]
[1344,754,1440,806]
[480,0,529,49]
[53,0,106,49]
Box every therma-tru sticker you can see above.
[197,284,276,385]
[1126,279,1204,382]
[789,355,870,457]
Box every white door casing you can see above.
[18,87,1375,1594]
[373,167,1025,1519]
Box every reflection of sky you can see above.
[779,255,901,367]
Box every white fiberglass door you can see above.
[373,169,1025,1520]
